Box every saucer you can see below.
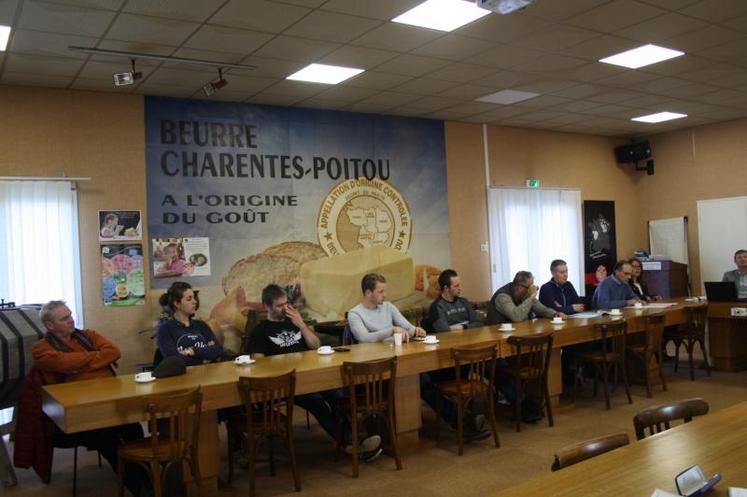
[422,339,440,345]
[499,327,515,332]
[317,349,335,355]
[235,358,256,365]
[134,376,156,383]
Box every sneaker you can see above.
[463,428,491,442]
[345,434,382,455]
[472,414,486,432]
[360,447,384,463]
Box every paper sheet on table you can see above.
[568,311,603,319]
[629,303,676,309]
[729,487,747,497]
[651,489,678,497]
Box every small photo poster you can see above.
[98,210,142,241]
[152,237,211,279]
[101,244,146,306]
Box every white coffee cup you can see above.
[318,345,333,354]
[234,355,253,365]
[610,308,622,315]
[393,333,403,346]
[634,302,643,308]
[500,323,513,330]
[424,335,438,344]
[552,317,563,324]
[135,372,153,382]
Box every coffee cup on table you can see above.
[424,335,438,344]
[135,372,153,382]
[500,323,513,331]
[318,345,333,354]
[234,355,253,365]
[552,316,563,324]
[393,333,403,346]
[610,308,622,316]
[634,302,643,308]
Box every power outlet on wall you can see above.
[480,243,488,252]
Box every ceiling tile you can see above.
[0,0,19,25]
[145,67,216,86]
[512,79,579,94]
[594,70,660,88]
[276,0,327,7]
[520,0,610,21]
[358,91,421,106]
[615,12,706,43]
[219,73,278,93]
[393,77,458,95]
[251,35,339,63]
[664,25,743,53]
[587,90,652,105]
[458,13,551,44]
[238,55,307,78]
[515,25,600,51]
[344,101,400,114]
[409,34,496,61]
[257,79,329,99]
[1,71,72,87]
[317,45,399,69]
[394,97,460,113]
[554,62,625,82]
[631,76,691,93]
[696,38,747,65]
[105,14,200,45]
[548,83,609,99]
[122,0,225,22]
[558,100,609,113]
[512,54,587,74]
[9,30,98,59]
[465,45,545,69]
[284,11,382,43]
[351,22,442,52]
[423,109,473,120]
[677,0,747,23]
[210,0,311,33]
[4,52,84,76]
[637,54,713,76]
[75,59,157,80]
[246,92,306,107]
[342,70,412,89]
[723,14,747,34]
[472,70,534,89]
[312,84,380,103]
[373,54,450,77]
[424,62,497,83]
[561,35,640,62]
[70,77,129,91]
[468,106,529,121]
[96,39,177,56]
[18,0,116,37]
[320,0,423,21]
[183,25,274,55]
[512,95,574,109]
[437,84,497,100]
[295,96,352,110]
[623,94,672,107]
[663,82,722,99]
[32,0,124,10]
[565,0,667,33]
[442,101,499,115]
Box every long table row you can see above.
[40,300,710,494]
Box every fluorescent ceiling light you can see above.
[0,25,10,51]
[476,89,540,105]
[392,0,491,32]
[599,44,684,69]
[287,63,364,84]
[632,111,687,123]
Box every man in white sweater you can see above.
[346,273,489,441]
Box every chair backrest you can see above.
[643,313,666,351]
[341,323,358,346]
[594,320,627,356]
[342,357,397,416]
[237,370,296,436]
[144,386,202,460]
[507,332,554,382]
[685,305,707,336]
[633,398,709,440]
[401,307,425,328]
[551,432,630,471]
[452,343,499,398]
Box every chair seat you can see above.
[229,412,289,436]
[581,351,621,363]
[507,366,543,380]
[436,379,489,397]
[119,438,185,462]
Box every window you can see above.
[0,180,82,322]
[487,187,583,294]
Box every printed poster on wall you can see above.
[98,210,142,241]
[101,244,145,306]
[583,200,617,297]
[152,237,211,278]
[145,96,450,346]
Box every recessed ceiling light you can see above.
[632,111,687,123]
[0,25,10,51]
[476,89,540,105]
[599,44,684,69]
[392,0,491,32]
[286,63,364,85]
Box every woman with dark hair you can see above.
[628,258,661,302]
[157,281,223,366]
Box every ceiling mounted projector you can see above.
[476,0,535,15]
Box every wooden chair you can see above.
[551,432,630,471]
[627,313,668,397]
[117,387,202,497]
[664,305,711,380]
[435,344,501,455]
[633,398,709,440]
[339,358,402,477]
[506,332,554,432]
[573,320,632,410]
[228,371,300,496]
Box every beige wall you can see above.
[447,122,646,301]
[0,85,152,372]
[638,118,747,292]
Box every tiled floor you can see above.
[4,360,746,497]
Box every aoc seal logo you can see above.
[317,179,412,256]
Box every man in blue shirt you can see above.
[592,260,640,309]
[539,259,585,315]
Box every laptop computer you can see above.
[704,281,737,302]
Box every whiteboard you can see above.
[649,216,688,265]
[697,196,747,292]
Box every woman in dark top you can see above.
[628,258,661,302]
[157,281,223,366]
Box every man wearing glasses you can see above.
[487,271,562,325]
[591,260,641,309]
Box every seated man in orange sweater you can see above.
[32,301,150,497]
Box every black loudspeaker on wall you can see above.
[614,141,651,163]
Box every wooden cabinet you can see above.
[641,261,688,298]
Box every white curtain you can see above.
[0,180,83,324]
[487,187,584,295]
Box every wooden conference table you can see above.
[491,400,747,497]
[42,300,699,493]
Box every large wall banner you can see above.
[145,97,451,346]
